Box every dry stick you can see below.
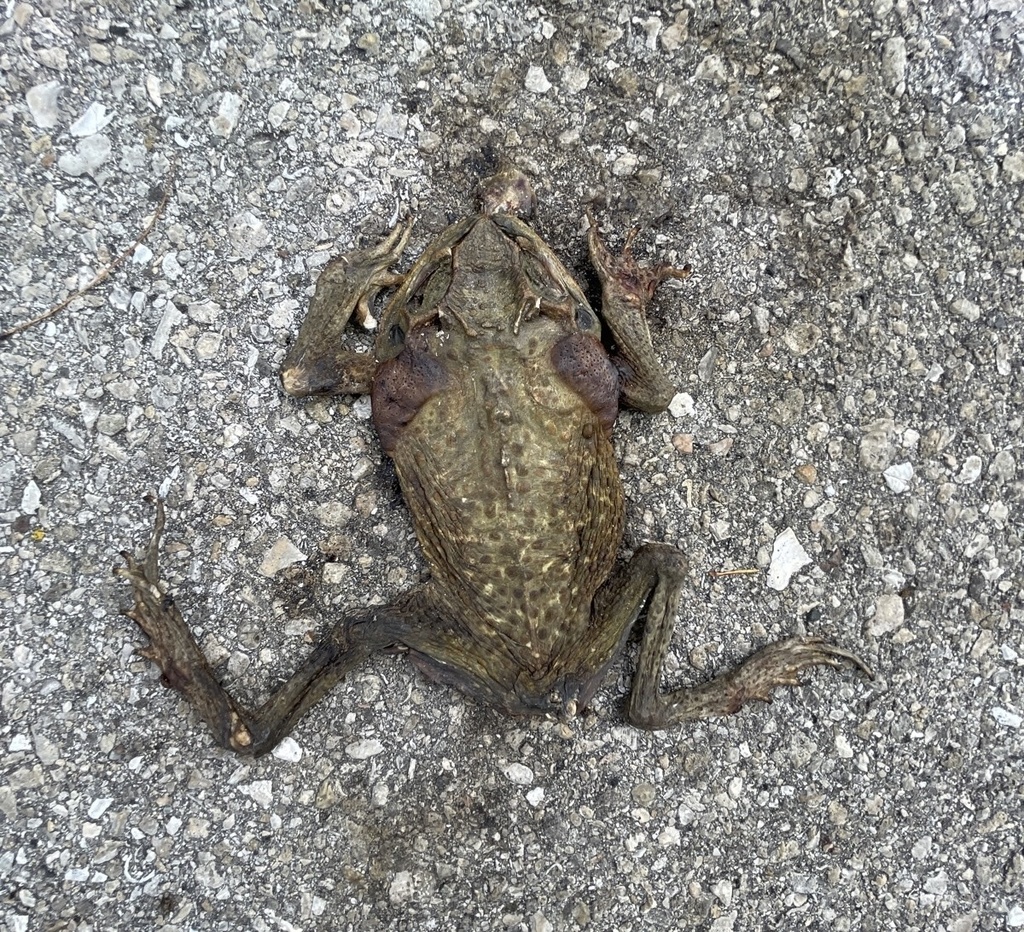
[0,167,175,342]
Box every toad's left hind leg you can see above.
[116,497,408,756]
[588,543,874,728]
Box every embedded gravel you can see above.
[1,1,1022,931]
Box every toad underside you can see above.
[118,168,871,756]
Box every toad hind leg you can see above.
[116,498,404,756]
[592,543,873,729]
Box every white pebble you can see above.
[87,797,113,819]
[859,418,897,472]
[524,65,552,93]
[883,461,913,494]
[503,762,534,785]
[21,481,41,515]
[227,210,271,259]
[195,332,222,360]
[259,536,306,576]
[375,101,408,140]
[766,528,811,591]
[868,593,904,636]
[161,252,184,280]
[58,134,112,177]
[210,92,243,137]
[149,301,184,360]
[956,455,983,484]
[991,707,1022,729]
[661,23,686,51]
[658,825,681,846]
[145,74,164,108]
[612,151,638,176]
[951,297,981,322]
[246,779,273,807]
[389,871,415,904]
[782,321,822,356]
[668,392,695,418]
[26,80,62,128]
[69,102,113,137]
[272,737,303,762]
[881,37,907,89]
[712,878,733,906]
[268,100,289,129]
[695,54,728,84]
[1003,151,1024,184]
[82,823,102,840]
[405,0,441,22]
[345,738,384,760]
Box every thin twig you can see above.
[707,567,761,579]
[1,161,176,342]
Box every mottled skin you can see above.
[118,169,871,755]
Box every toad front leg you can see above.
[116,498,415,755]
[587,215,691,413]
[280,217,412,397]
[590,543,873,728]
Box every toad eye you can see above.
[575,305,596,331]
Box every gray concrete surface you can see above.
[2,0,1022,929]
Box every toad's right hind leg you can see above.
[116,497,408,756]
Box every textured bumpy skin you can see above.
[118,167,872,755]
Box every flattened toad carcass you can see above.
[119,167,871,755]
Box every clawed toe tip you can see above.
[821,644,875,680]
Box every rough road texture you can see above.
[1,1,1021,930]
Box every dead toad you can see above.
[118,167,871,755]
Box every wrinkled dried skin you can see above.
[120,168,871,755]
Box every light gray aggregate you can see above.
[1,1,1022,930]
